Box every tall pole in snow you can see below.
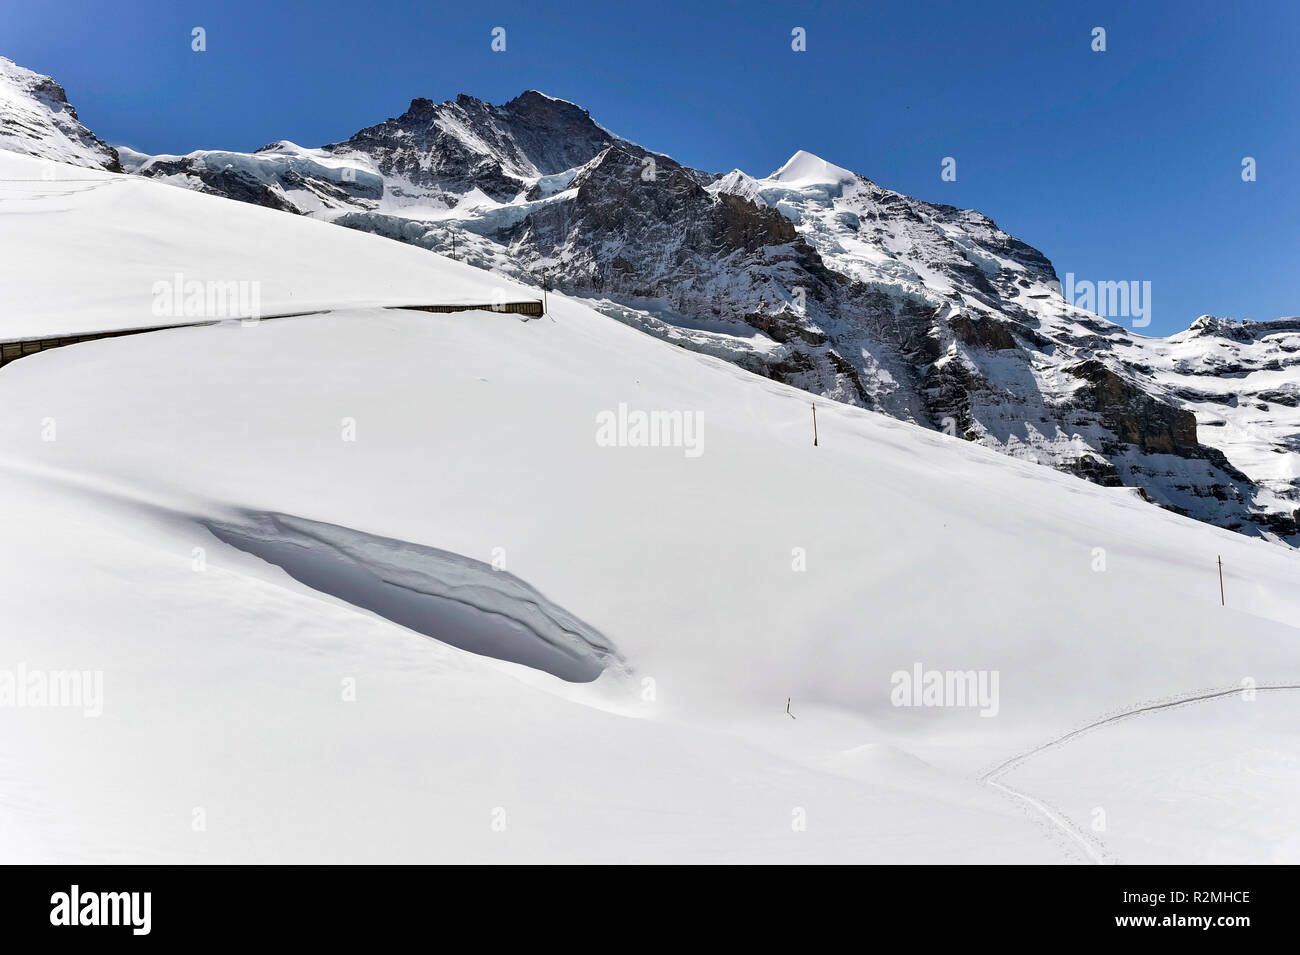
[812,402,819,447]
[1218,555,1225,606]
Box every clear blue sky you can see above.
[4,0,1295,334]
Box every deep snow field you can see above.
[1,152,1297,863]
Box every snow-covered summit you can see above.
[768,149,858,186]
[708,168,766,206]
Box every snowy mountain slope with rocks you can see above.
[709,150,1300,541]
[0,56,119,172]
[1113,316,1300,508]
[115,139,385,218]
[62,72,1296,546]
[1,147,1299,862]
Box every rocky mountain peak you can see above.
[404,96,439,115]
[505,89,591,116]
[326,87,633,194]
[0,56,120,171]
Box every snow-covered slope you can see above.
[95,80,1300,545]
[1,142,1299,863]
[1116,316,1300,507]
[0,56,119,171]
[0,153,539,338]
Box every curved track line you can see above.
[981,683,1300,864]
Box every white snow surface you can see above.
[1,145,1299,863]
[767,149,858,187]
[0,153,539,338]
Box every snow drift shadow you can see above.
[204,512,622,682]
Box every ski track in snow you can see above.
[981,684,1300,864]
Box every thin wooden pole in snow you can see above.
[812,403,819,447]
[1218,555,1225,606]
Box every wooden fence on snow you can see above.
[0,301,545,369]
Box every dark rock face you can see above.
[1064,452,1124,487]
[743,311,827,346]
[716,192,799,248]
[337,97,525,202]
[1066,360,1198,454]
[490,146,870,401]
[140,157,301,213]
[950,313,1018,351]
[494,91,631,178]
[505,147,805,285]
[326,91,659,203]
